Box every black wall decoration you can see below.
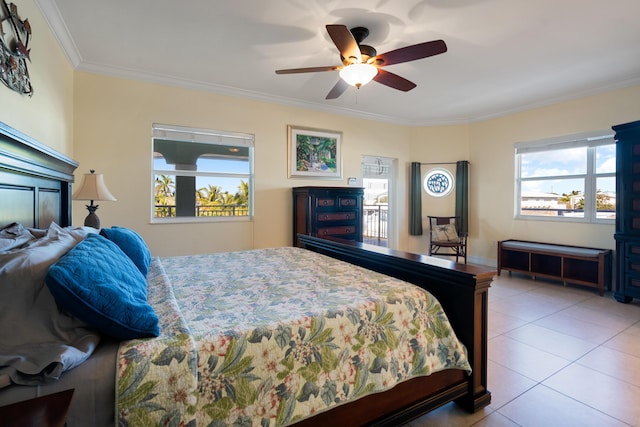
[0,1,32,96]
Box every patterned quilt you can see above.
[116,247,471,426]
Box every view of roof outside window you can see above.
[518,142,615,220]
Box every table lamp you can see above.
[73,169,117,229]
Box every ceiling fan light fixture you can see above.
[339,63,377,88]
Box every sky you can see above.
[520,144,616,196]
[154,155,250,195]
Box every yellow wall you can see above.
[72,72,411,256]
[468,85,640,264]
[404,125,471,254]
[0,0,74,155]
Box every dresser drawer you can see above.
[626,241,640,257]
[316,197,336,208]
[625,275,640,291]
[623,240,640,292]
[339,197,358,207]
[628,256,640,273]
[317,225,358,237]
[317,212,357,222]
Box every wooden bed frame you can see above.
[0,122,76,229]
[296,236,493,425]
[0,121,493,426]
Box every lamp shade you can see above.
[339,63,378,88]
[73,170,117,201]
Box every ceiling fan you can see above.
[275,24,447,100]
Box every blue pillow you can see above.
[45,233,159,340]
[99,226,151,276]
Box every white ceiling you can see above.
[37,0,640,125]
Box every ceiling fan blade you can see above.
[374,40,447,66]
[325,79,349,99]
[326,24,362,64]
[373,69,416,92]
[276,65,340,74]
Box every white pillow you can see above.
[432,223,459,242]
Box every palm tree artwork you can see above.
[296,134,337,173]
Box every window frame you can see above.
[151,123,254,224]
[514,130,615,224]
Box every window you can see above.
[152,124,254,223]
[515,130,616,223]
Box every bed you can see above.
[0,121,493,426]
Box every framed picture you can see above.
[288,125,342,179]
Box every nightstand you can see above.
[0,389,74,427]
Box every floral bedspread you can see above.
[116,247,471,426]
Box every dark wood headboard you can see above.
[0,122,78,228]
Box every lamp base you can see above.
[84,212,100,229]
[84,202,100,229]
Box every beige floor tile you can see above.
[578,296,640,320]
[529,294,580,312]
[543,364,640,425]
[403,401,493,427]
[533,312,620,344]
[490,297,564,323]
[498,384,629,427]
[577,346,640,387]
[558,304,637,332]
[505,324,598,361]
[624,321,640,337]
[471,411,522,427]
[604,330,640,357]
[527,283,597,301]
[489,336,570,382]
[489,309,528,338]
[490,275,538,296]
[486,360,536,409]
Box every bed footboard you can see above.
[297,235,494,424]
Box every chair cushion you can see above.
[432,223,459,242]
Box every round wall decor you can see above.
[424,168,454,197]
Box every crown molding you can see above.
[34,0,82,67]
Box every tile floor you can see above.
[405,273,640,427]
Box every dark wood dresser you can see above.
[614,119,640,303]
[293,186,364,247]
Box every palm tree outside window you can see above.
[152,124,254,222]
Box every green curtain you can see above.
[409,162,423,235]
[455,160,469,233]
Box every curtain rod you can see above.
[419,161,469,165]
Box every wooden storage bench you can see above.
[497,240,612,296]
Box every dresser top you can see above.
[292,186,364,191]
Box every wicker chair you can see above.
[428,216,467,264]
